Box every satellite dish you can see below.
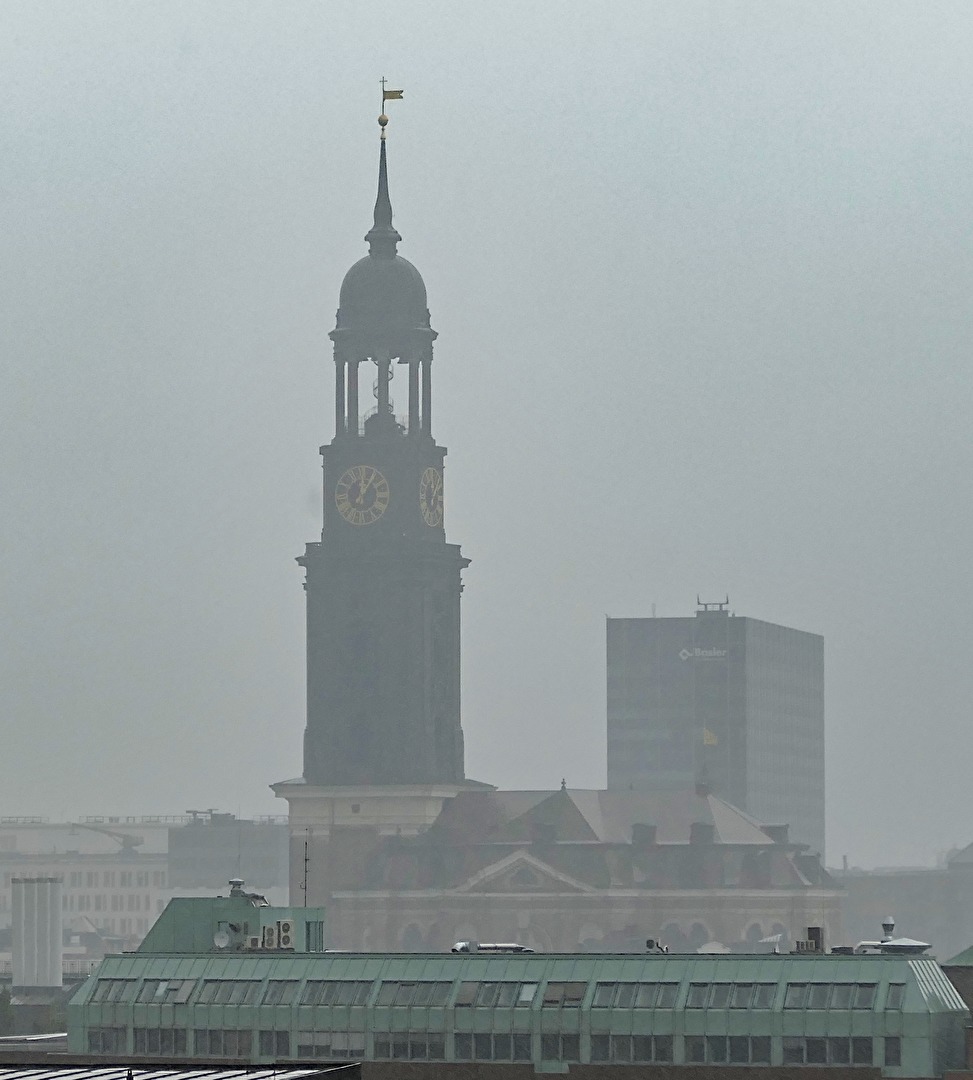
[213,928,231,949]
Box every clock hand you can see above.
[355,469,376,505]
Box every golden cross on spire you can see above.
[378,77,404,140]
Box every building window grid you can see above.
[299,979,373,1006]
[685,1035,771,1065]
[541,981,587,1007]
[541,1033,580,1061]
[193,1029,254,1058]
[136,978,195,1004]
[782,1036,874,1066]
[454,980,538,1007]
[133,1028,188,1056]
[257,1030,290,1057]
[592,981,680,1009]
[299,1031,368,1060]
[90,978,138,1004]
[262,980,300,1006]
[375,980,452,1007]
[88,1026,888,1068]
[86,1027,126,1054]
[195,979,262,1006]
[784,982,877,1010]
[83,974,904,1066]
[453,1032,532,1062]
[685,981,777,1009]
[594,1034,674,1063]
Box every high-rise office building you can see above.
[607,603,824,855]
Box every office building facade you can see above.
[607,605,824,855]
[69,891,967,1076]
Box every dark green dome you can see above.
[336,253,430,332]
[332,137,433,347]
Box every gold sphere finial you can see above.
[378,113,389,128]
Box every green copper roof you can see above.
[944,943,973,966]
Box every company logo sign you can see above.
[679,647,728,661]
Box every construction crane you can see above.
[71,821,144,855]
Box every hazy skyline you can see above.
[2,1,971,867]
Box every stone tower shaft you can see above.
[300,127,469,787]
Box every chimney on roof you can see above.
[632,823,657,849]
[689,821,715,846]
[764,824,789,845]
[12,877,63,989]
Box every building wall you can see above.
[357,1065,886,1080]
[833,846,973,965]
[0,816,289,951]
[0,855,170,942]
[743,618,824,856]
[326,889,843,954]
[167,817,288,890]
[70,946,964,1076]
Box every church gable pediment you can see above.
[451,851,595,895]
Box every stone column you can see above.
[347,360,359,435]
[334,356,346,435]
[408,358,420,434]
[377,355,391,415]
[421,356,432,435]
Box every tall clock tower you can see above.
[298,116,469,787]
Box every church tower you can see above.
[299,114,469,787]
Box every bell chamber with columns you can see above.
[329,132,437,441]
[297,124,470,788]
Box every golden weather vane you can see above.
[378,77,404,140]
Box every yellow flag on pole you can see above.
[383,89,404,101]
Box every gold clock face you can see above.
[335,465,390,525]
[419,466,443,527]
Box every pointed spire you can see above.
[365,128,402,257]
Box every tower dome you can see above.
[333,137,432,357]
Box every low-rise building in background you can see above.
[0,813,288,976]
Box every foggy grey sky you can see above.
[2,1,971,867]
